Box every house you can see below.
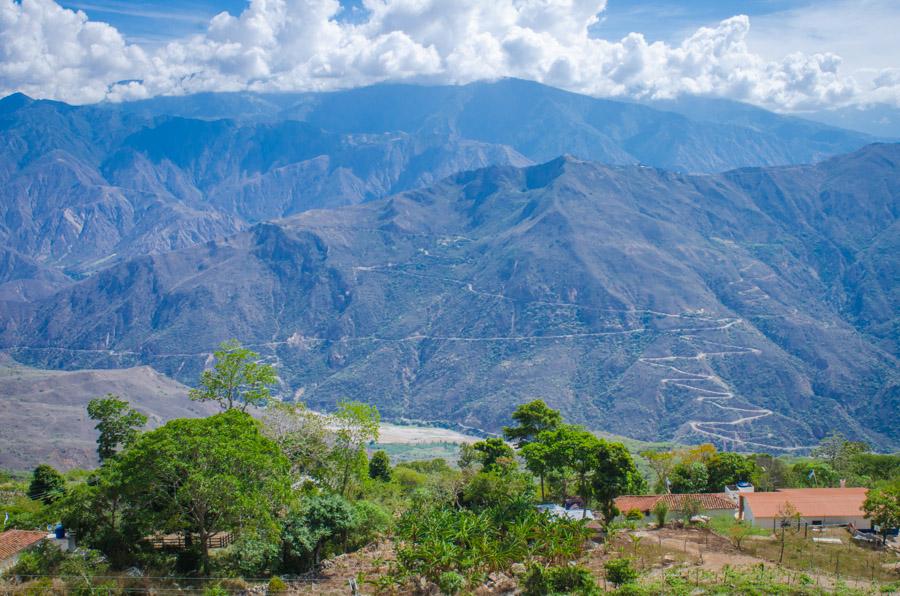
[614,493,737,521]
[739,487,870,529]
[0,529,48,572]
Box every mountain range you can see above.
[0,79,897,455]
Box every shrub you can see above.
[523,564,599,596]
[437,570,466,595]
[349,500,391,550]
[203,585,229,596]
[625,508,644,521]
[604,558,638,587]
[267,576,288,594]
[222,533,280,577]
[651,501,668,528]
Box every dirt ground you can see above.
[281,526,895,594]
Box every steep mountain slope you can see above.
[4,145,897,451]
[0,94,527,283]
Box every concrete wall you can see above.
[747,514,871,529]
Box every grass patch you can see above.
[739,528,899,583]
[708,515,771,538]
[370,441,464,463]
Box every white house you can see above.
[739,487,870,529]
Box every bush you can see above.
[267,576,288,594]
[349,500,391,549]
[222,533,280,577]
[437,570,466,595]
[368,451,392,482]
[625,508,644,521]
[523,564,599,596]
[7,541,66,578]
[604,558,638,587]
[651,501,668,528]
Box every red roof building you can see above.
[0,529,47,571]
[615,493,736,517]
[739,488,870,528]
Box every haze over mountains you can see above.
[0,79,897,456]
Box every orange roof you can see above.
[741,488,868,519]
[615,493,736,513]
[0,529,46,562]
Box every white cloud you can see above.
[0,0,895,110]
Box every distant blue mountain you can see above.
[115,79,877,173]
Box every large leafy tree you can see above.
[811,432,869,477]
[503,400,562,447]
[591,440,645,525]
[28,464,65,504]
[330,401,380,496]
[261,401,330,481]
[668,461,709,494]
[190,339,278,412]
[863,482,900,545]
[705,452,757,493]
[472,437,515,470]
[640,450,676,493]
[116,410,290,574]
[541,425,601,515]
[87,394,148,461]
[282,493,357,569]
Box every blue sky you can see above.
[6,0,899,109]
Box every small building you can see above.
[614,493,737,521]
[724,481,754,503]
[0,529,48,572]
[739,487,870,529]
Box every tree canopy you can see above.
[87,394,148,461]
[189,339,278,412]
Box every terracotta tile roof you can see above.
[0,529,47,562]
[615,493,736,514]
[741,488,868,519]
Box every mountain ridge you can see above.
[4,143,897,452]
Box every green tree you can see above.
[330,401,380,496]
[281,493,357,569]
[457,443,480,470]
[863,481,900,545]
[811,432,870,477]
[368,450,392,482]
[261,401,330,481]
[116,410,290,574]
[520,439,552,500]
[641,450,675,493]
[189,339,278,412]
[669,461,709,494]
[542,425,601,515]
[705,452,757,493]
[471,437,515,470]
[503,400,562,447]
[28,464,65,504]
[790,461,839,488]
[591,440,644,525]
[87,394,148,461]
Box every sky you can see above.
[2,0,899,111]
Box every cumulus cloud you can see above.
[0,0,892,110]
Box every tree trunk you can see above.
[540,474,545,501]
